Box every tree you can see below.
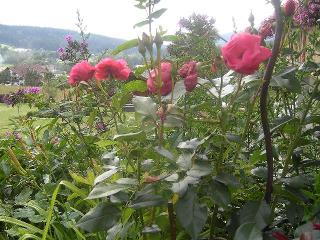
[167,14,218,65]
[24,69,41,86]
[0,68,11,84]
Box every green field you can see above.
[0,85,25,94]
[0,103,34,131]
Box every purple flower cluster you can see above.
[2,87,41,106]
[23,87,41,94]
[65,34,73,43]
[57,34,90,63]
[294,0,320,28]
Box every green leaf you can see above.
[129,194,166,209]
[149,8,167,19]
[87,110,97,130]
[226,133,241,144]
[270,68,301,93]
[251,167,268,179]
[87,183,128,200]
[142,224,161,234]
[172,176,199,196]
[286,202,304,225]
[133,20,151,28]
[112,91,132,111]
[164,115,184,128]
[177,138,203,151]
[214,172,241,188]
[95,139,116,148]
[111,39,138,55]
[234,222,262,240]
[15,188,32,204]
[177,152,194,171]
[176,187,207,240]
[113,131,146,142]
[162,34,178,42]
[133,96,157,119]
[94,168,118,185]
[0,216,47,238]
[239,201,271,230]
[77,203,121,233]
[124,80,147,93]
[187,161,211,178]
[154,146,175,161]
[115,178,138,185]
[210,179,231,209]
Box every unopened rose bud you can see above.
[211,63,217,73]
[144,175,160,183]
[154,31,163,48]
[138,38,146,56]
[142,32,152,52]
[156,106,166,122]
[248,11,255,27]
[196,62,202,71]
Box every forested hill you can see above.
[0,24,125,53]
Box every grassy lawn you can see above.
[0,85,25,94]
[0,103,34,132]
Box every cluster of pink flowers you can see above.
[178,61,198,92]
[146,61,199,96]
[68,58,131,86]
[147,62,173,96]
[258,0,319,37]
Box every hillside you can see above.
[0,24,125,53]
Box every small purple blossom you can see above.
[4,131,22,140]
[96,122,107,132]
[80,42,88,48]
[24,87,41,94]
[65,34,73,43]
[57,47,64,55]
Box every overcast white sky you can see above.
[0,0,274,39]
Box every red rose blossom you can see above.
[221,33,272,75]
[313,223,320,230]
[68,60,95,86]
[284,0,297,16]
[179,61,198,92]
[95,58,131,81]
[147,62,173,96]
[272,232,289,240]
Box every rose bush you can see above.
[0,0,320,240]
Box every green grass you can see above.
[0,85,26,94]
[0,103,33,131]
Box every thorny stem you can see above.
[168,201,176,240]
[260,0,283,204]
[156,45,164,146]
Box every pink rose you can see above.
[179,61,198,92]
[221,33,272,75]
[147,62,173,96]
[95,58,131,81]
[68,60,95,85]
